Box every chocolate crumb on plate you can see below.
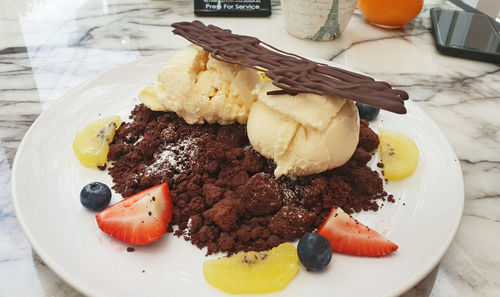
[108,104,392,255]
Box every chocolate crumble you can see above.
[108,104,390,255]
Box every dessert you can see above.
[96,183,172,245]
[72,115,122,167]
[203,242,298,294]
[73,20,413,293]
[318,207,398,256]
[378,129,419,181]
[103,21,409,256]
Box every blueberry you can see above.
[80,182,112,211]
[356,102,380,121]
[297,233,332,271]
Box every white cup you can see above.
[281,0,358,41]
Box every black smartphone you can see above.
[430,8,500,64]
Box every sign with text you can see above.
[194,0,271,16]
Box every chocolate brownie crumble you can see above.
[108,104,389,255]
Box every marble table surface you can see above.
[1,0,499,296]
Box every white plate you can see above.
[12,54,464,297]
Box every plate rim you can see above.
[11,53,465,297]
[10,62,128,297]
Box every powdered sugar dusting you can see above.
[145,138,196,176]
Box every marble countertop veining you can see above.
[1,0,499,296]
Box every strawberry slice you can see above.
[318,207,398,257]
[96,183,172,245]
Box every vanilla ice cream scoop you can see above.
[139,45,260,125]
[247,82,360,178]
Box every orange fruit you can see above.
[358,0,423,28]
